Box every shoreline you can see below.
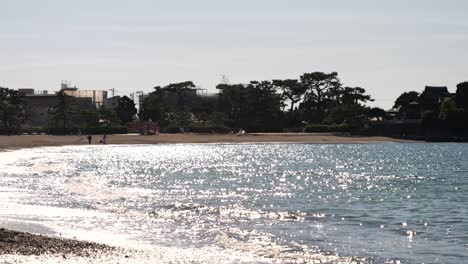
[0,133,418,151]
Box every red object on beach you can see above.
[127,122,160,135]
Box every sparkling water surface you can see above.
[0,143,467,263]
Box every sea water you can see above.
[0,143,467,263]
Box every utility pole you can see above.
[109,88,117,98]
[221,75,229,84]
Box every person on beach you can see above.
[87,135,92,144]
[77,129,84,141]
[100,134,107,144]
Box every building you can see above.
[402,86,455,120]
[368,85,457,137]
[418,86,454,107]
[19,89,57,128]
[19,82,109,129]
[105,96,121,110]
[61,82,107,108]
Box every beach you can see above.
[0,133,416,151]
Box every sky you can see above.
[1,0,467,109]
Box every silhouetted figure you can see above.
[87,135,92,145]
[100,134,107,144]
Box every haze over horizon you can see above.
[2,0,467,109]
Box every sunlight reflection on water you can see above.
[0,143,467,263]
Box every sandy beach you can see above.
[0,133,416,151]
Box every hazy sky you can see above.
[2,0,467,109]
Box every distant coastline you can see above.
[0,133,419,151]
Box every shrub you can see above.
[190,125,231,133]
[48,126,127,135]
[304,124,351,133]
[161,124,231,133]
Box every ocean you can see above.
[0,143,467,263]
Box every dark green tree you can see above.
[366,107,387,121]
[209,112,230,128]
[79,109,100,129]
[299,72,341,122]
[439,100,463,120]
[323,85,374,131]
[116,96,137,123]
[97,106,121,127]
[340,87,374,105]
[216,81,283,132]
[196,112,210,126]
[272,79,306,112]
[49,90,79,130]
[216,83,244,127]
[0,87,27,133]
[423,100,467,134]
[455,81,468,109]
[141,81,201,125]
[393,91,419,112]
[166,110,194,132]
[324,104,367,130]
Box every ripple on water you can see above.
[0,143,467,263]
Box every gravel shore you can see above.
[0,228,113,257]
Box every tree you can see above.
[299,72,341,122]
[324,104,367,130]
[163,81,196,109]
[366,107,387,121]
[216,81,283,132]
[455,81,468,109]
[49,90,78,130]
[422,99,467,134]
[439,100,464,120]
[141,81,201,124]
[300,72,340,105]
[97,106,121,127]
[216,83,245,128]
[248,81,284,131]
[272,79,306,112]
[79,109,100,129]
[393,91,419,112]
[321,85,374,130]
[209,112,230,128]
[0,87,27,133]
[196,112,210,126]
[164,110,194,132]
[340,87,374,105]
[116,96,137,123]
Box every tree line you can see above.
[2,71,467,136]
[140,72,383,133]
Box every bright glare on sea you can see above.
[0,143,467,263]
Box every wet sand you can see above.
[0,133,416,151]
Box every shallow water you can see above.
[0,143,467,263]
